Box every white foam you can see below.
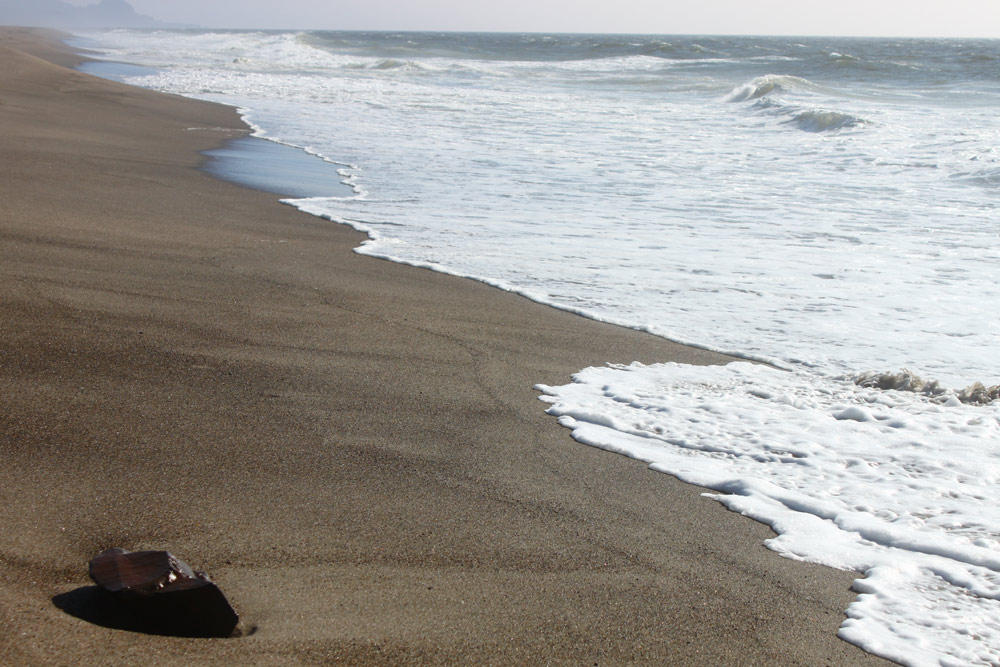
[537,361,1000,666]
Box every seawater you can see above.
[75,29,1000,666]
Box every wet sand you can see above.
[0,27,889,665]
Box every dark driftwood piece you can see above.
[88,548,239,638]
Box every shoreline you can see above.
[76,36,780,372]
[0,26,889,665]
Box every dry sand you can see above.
[0,27,890,665]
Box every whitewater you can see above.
[74,30,1000,665]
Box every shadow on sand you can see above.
[52,586,254,637]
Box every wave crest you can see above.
[726,74,815,102]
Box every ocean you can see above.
[73,29,1000,665]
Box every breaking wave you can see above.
[343,58,429,71]
[725,74,818,102]
[727,75,868,132]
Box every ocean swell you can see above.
[786,108,867,132]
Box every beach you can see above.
[0,27,889,665]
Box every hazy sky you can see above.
[69,0,1000,37]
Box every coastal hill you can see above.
[0,0,180,29]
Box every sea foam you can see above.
[538,361,1000,666]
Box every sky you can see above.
[66,0,1000,38]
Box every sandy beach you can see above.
[0,27,889,665]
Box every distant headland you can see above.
[0,0,191,29]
